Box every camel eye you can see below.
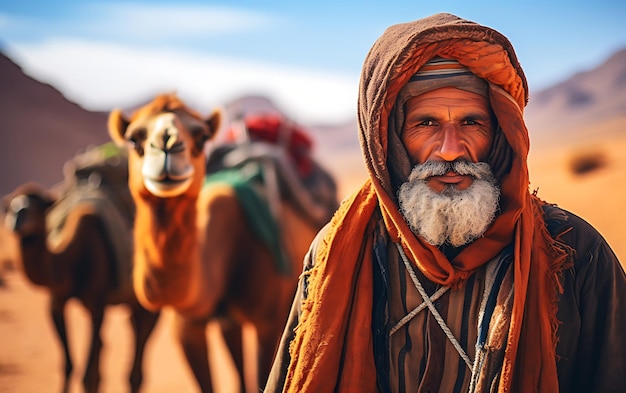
[190,126,209,151]
[128,128,147,145]
[127,128,147,155]
[190,125,207,139]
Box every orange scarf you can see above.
[284,179,569,392]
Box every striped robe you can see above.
[379,226,514,393]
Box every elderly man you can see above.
[265,13,626,393]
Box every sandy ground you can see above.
[0,132,624,393]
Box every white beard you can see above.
[397,161,500,247]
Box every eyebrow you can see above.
[407,110,491,122]
[460,111,491,120]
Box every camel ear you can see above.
[108,109,130,147]
[204,107,223,140]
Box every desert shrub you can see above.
[568,147,608,175]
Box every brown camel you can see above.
[108,93,335,392]
[3,180,160,393]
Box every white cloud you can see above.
[83,3,280,38]
[0,4,280,44]
[5,39,358,124]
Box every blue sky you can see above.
[1,1,625,123]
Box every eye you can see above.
[461,113,493,129]
[419,120,437,127]
[189,125,209,153]
[189,125,206,139]
[127,128,147,145]
[126,128,147,155]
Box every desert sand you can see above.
[0,264,244,392]
[0,130,624,393]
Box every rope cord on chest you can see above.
[393,242,473,370]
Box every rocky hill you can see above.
[0,52,109,197]
[525,48,626,147]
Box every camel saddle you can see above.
[208,114,339,228]
[205,115,339,274]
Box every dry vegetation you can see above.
[567,147,609,176]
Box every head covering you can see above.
[399,57,489,99]
[284,13,570,393]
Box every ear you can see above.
[108,109,130,147]
[204,107,223,141]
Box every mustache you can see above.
[408,160,495,182]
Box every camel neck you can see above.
[132,194,206,312]
[134,195,200,269]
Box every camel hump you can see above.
[60,142,135,218]
[48,143,134,292]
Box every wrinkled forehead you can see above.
[402,86,494,120]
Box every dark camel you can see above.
[3,182,160,393]
[108,93,329,392]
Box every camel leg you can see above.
[173,314,213,393]
[82,304,105,393]
[50,297,72,393]
[219,319,245,393]
[128,304,160,393]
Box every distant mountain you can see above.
[0,52,109,197]
[525,48,626,145]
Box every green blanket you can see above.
[204,164,289,274]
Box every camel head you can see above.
[3,183,56,237]
[108,93,222,199]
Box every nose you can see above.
[436,124,465,162]
[151,113,180,151]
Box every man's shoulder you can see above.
[305,213,386,271]
[304,223,331,271]
[541,203,604,246]
[540,203,620,273]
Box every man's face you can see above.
[401,87,494,192]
